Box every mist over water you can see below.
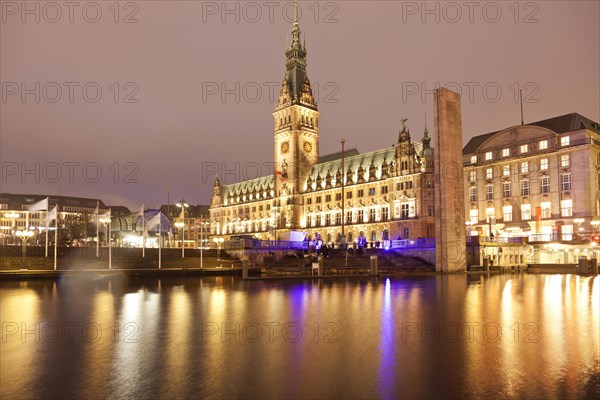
[1,274,599,399]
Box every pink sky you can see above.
[1,1,598,209]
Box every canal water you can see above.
[1,274,598,399]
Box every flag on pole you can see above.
[46,206,58,226]
[146,212,162,232]
[29,197,48,212]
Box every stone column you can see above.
[433,88,467,272]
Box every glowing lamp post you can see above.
[4,212,20,244]
[177,199,189,258]
[15,229,34,263]
[213,237,224,261]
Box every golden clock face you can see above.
[303,141,313,153]
[280,141,289,154]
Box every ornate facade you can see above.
[209,5,434,244]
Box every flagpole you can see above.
[44,197,49,257]
[142,204,145,258]
[54,206,58,271]
[108,209,112,270]
[45,220,49,257]
[96,201,99,258]
[200,214,203,270]
[158,216,162,270]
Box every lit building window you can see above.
[486,168,493,179]
[560,173,571,191]
[540,176,550,194]
[521,162,529,173]
[485,184,494,200]
[562,225,573,240]
[560,136,570,146]
[541,201,552,218]
[469,171,476,182]
[346,211,352,224]
[560,154,570,167]
[521,204,531,220]
[502,148,510,157]
[471,155,477,164]
[469,209,478,224]
[382,207,389,221]
[485,207,495,221]
[358,210,364,223]
[539,140,548,150]
[520,144,529,153]
[485,152,493,161]
[503,182,512,198]
[469,187,478,202]
[521,180,530,196]
[503,165,510,176]
[503,205,513,222]
[560,199,572,217]
[369,208,376,222]
[540,158,548,170]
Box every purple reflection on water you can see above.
[378,278,397,398]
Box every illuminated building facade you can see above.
[463,113,600,264]
[209,5,435,244]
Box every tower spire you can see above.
[291,0,301,49]
[278,0,315,108]
[422,113,431,148]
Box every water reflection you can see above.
[0,275,598,399]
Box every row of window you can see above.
[471,137,570,164]
[469,199,574,223]
[470,155,570,181]
[278,114,315,128]
[306,208,391,227]
[470,173,572,202]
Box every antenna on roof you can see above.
[520,89,524,125]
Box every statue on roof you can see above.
[401,118,409,131]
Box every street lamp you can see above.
[99,215,111,245]
[15,229,34,263]
[465,221,473,237]
[177,199,189,258]
[4,212,20,245]
[213,237,224,261]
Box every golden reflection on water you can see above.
[0,275,598,399]
[82,291,115,395]
[0,287,40,399]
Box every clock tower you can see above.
[273,0,319,228]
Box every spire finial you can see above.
[424,112,429,135]
[290,0,301,48]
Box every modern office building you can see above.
[0,193,129,245]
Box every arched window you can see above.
[371,230,377,241]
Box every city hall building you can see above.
[209,8,435,244]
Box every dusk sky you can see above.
[2,0,598,209]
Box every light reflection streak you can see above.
[0,289,40,399]
[378,278,396,398]
[162,288,190,398]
